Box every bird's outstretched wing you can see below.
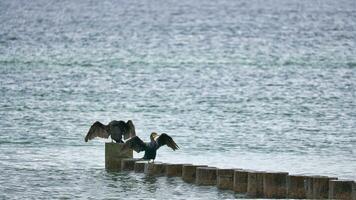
[156,133,179,150]
[124,136,147,153]
[84,121,109,142]
[123,120,136,140]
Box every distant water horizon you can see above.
[1,0,355,199]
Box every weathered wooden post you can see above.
[217,168,235,190]
[134,160,149,173]
[305,175,319,199]
[233,169,250,193]
[305,175,337,199]
[247,171,265,198]
[286,174,307,199]
[354,182,356,200]
[165,164,184,177]
[263,171,288,198]
[105,143,133,171]
[121,158,139,171]
[329,179,355,200]
[144,162,166,176]
[182,164,206,183]
[196,167,218,186]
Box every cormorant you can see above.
[84,120,136,143]
[124,132,179,161]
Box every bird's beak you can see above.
[152,133,159,140]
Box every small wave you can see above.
[0,58,99,68]
[0,141,33,145]
[347,62,356,68]
[298,127,321,132]
[8,36,18,41]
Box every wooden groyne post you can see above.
[233,169,249,193]
[165,164,184,177]
[305,175,338,199]
[263,171,289,198]
[182,164,206,183]
[144,162,166,176]
[196,167,218,186]
[105,143,132,171]
[286,174,307,199]
[134,160,149,173]
[121,158,139,171]
[217,169,235,190]
[247,171,265,198]
[103,145,355,199]
[328,179,355,200]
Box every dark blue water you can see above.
[0,0,355,199]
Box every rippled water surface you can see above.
[0,0,355,199]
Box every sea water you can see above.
[0,0,355,199]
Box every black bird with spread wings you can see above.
[84,120,136,143]
[124,132,179,161]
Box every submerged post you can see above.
[105,143,133,171]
